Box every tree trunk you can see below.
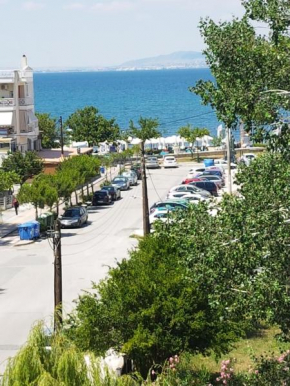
[35,204,38,220]
[74,191,77,205]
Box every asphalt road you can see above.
[0,162,196,372]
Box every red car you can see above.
[182,177,203,184]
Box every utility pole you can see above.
[59,116,64,157]
[226,127,232,194]
[53,219,62,330]
[140,141,150,236]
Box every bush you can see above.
[100,180,111,188]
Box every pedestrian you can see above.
[12,197,19,215]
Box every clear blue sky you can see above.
[1,0,245,69]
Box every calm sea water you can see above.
[34,69,221,137]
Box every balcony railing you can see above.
[19,97,33,106]
[0,97,34,107]
[0,71,14,79]
[0,98,15,107]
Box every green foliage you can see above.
[65,106,120,146]
[211,136,223,147]
[66,216,245,376]
[129,117,160,142]
[2,151,43,184]
[0,170,20,192]
[18,174,58,218]
[191,5,290,135]
[177,125,210,158]
[36,113,59,149]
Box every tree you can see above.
[65,106,120,147]
[0,170,20,192]
[191,6,290,138]
[18,174,58,218]
[36,113,59,149]
[129,117,160,235]
[177,125,209,160]
[2,151,43,184]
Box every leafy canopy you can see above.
[0,170,20,192]
[65,106,120,146]
[129,117,160,143]
[36,113,59,149]
[192,2,290,133]
[2,151,43,184]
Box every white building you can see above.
[0,55,40,157]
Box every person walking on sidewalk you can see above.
[12,197,19,215]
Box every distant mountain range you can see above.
[33,51,207,73]
[117,51,207,70]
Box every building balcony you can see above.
[0,98,14,107]
[0,97,34,107]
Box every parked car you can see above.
[101,186,121,201]
[189,181,218,196]
[59,206,88,228]
[167,191,205,200]
[214,159,237,169]
[146,156,160,169]
[150,199,189,214]
[182,177,203,184]
[200,170,225,185]
[149,209,172,224]
[187,167,206,178]
[163,156,178,168]
[131,164,142,179]
[168,184,212,198]
[112,176,130,191]
[92,190,112,205]
[240,153,256,166]
[199,175,224,188]
[122,171,138,186]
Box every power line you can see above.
[158,111,216,127]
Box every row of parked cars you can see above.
[59,165,142,228]
[146,156,178,169]
[148,159,233,225]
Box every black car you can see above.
[59,206,88,228]
[101,186,121,201]
[189,181,218,196]
[131,164,142,179]
[92,190,112,205]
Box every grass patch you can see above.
[190,326,290,373]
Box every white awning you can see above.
[0,112,13,127]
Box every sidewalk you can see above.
[0,167,120,239]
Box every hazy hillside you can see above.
[118,51,207,70]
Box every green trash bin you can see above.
[37,212,55,232]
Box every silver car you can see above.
[59,206,88,228]
[122,171,138,186]
[146,157,160,169]
[112,176,130,191]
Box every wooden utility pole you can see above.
[141,141,150,236]
[226,127,232,194]
[59,116,64,157]
[53,219,62,330]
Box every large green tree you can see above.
[36,113,59,149]
[65,106,120,147]
[191,2,290,137]
[2,151,43,184]
[18,174,58,218]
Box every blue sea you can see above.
[34,69,221,138]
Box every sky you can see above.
[0,0,245,69]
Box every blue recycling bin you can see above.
[100,166,105,173]
[204,159,214,167]
[18,221,40,240]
